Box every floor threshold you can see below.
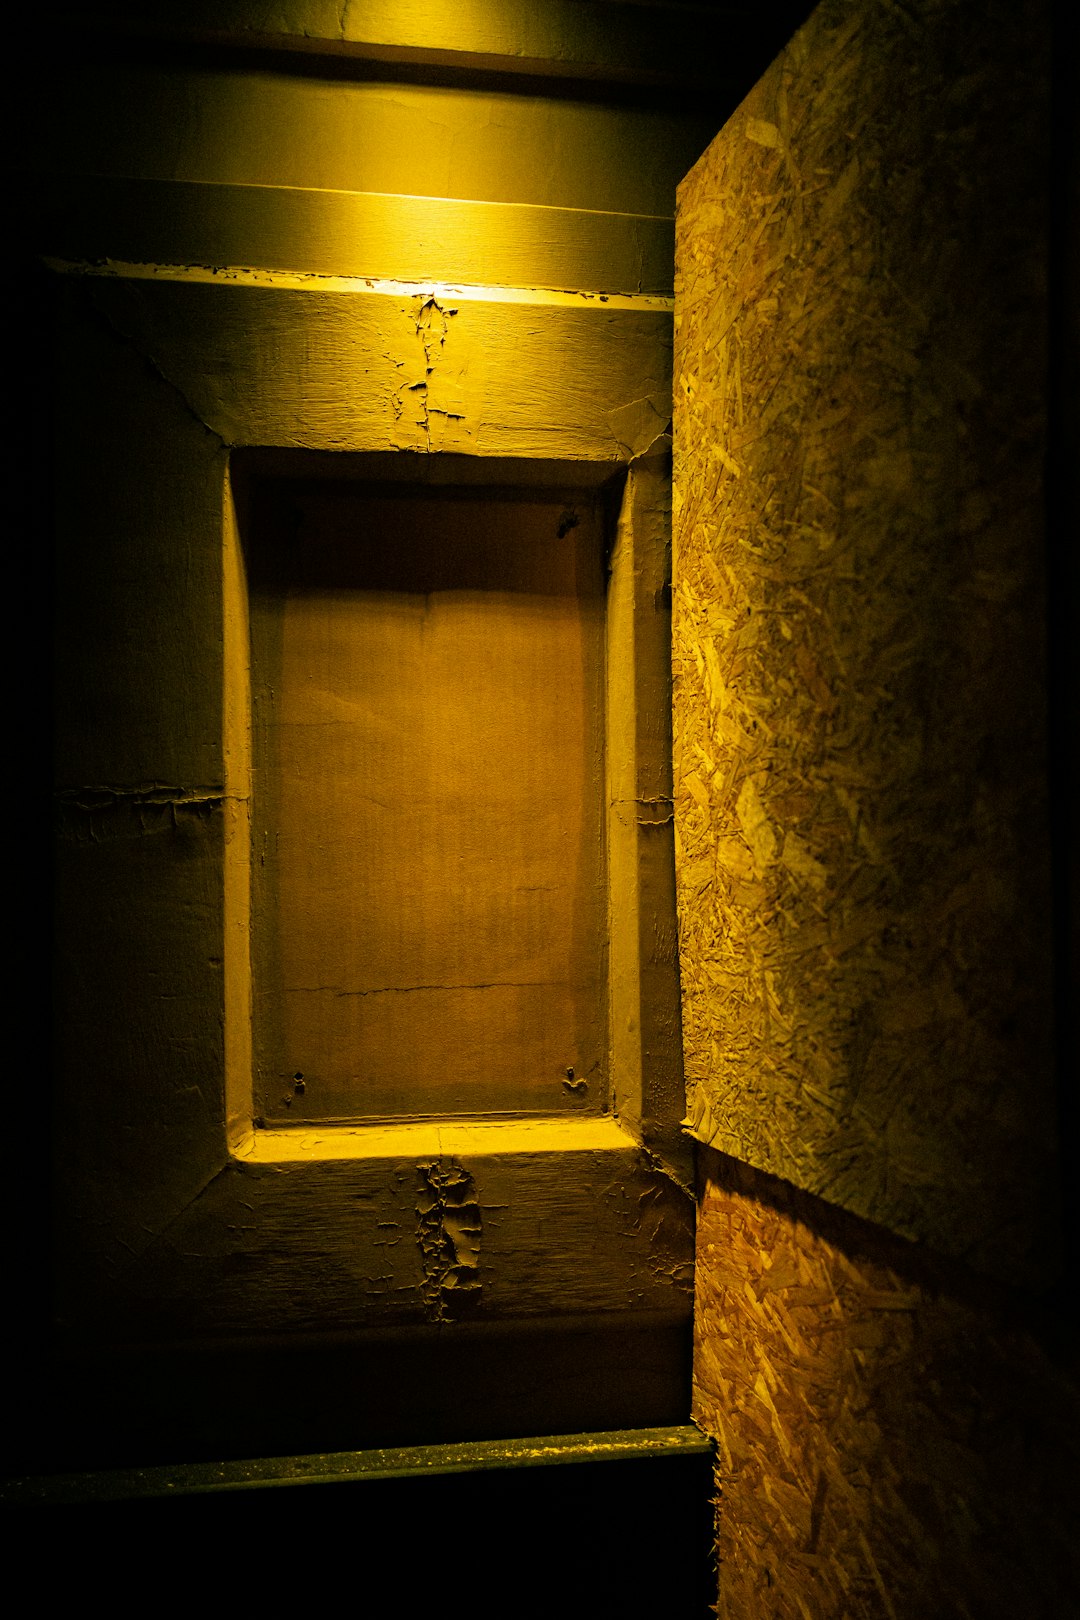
[3,1423,713,1504]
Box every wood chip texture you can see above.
[672,0,1056,1283]
[694,1150,1080,1619]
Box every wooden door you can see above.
[42,241,694,1469]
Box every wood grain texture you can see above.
[77,271,672,462]
[693,1151,1080,1619]
[66,1133,693,1341]
[672,0,1056,1281]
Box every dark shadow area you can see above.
[6,1314,692,1477]
[6,1449,718,1618]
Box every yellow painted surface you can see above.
[247,485,607,1121]
[33,60,715,216]
[337,0,701,78]
[66,271,672,461]
[45,254,672,310]
[33,179,676,296]
[223,464,252,1144]
[44,15,695,1359]
[233,1114,637,1162]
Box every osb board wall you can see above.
[247,482,607,1123]
[672,0,1056,1282]
[694,1150,1080,1620]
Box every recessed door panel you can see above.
[247,483,607,1123]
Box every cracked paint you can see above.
[399,293,461,449]
[47,258,673,312]
[55,784,225,841]
[416,1160,483,1322]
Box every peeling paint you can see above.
[407,293,460,449]
[55,784,225,841]
[416,1160,483,1322]
[633,794,675,827]
[46,257,674,313]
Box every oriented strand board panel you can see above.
[672,0,1056,1280]
[247,482,607,1121]
[693,1152,1080,1619]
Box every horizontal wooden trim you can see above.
[51,2,791,101]
[49,267,673,460]
[44,253,674,310]
[3,1425,711,1503]
[232,447,629,491]
[233,1114,642,1162]
[30,177,675,296]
